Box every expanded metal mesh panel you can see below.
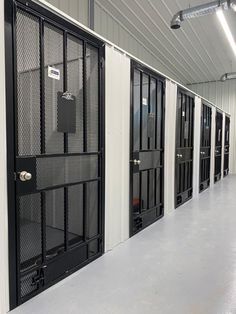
[20,271,39,298]
[87,181,99,238]
[45,188,64,254]
[44,23,64,153]
[36,155,98,189]
[16,10,41,156]
[68,184,84,245]
[19,194,42,270]
[67,35,84,153]
[86,45,99,152]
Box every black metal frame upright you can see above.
[224,115,230,177]
[199,102,212,192]
[214,111,223,183]
[5,0,105,309]
[175,88,195,208]
[130,60,165,236]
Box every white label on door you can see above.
[48,66,60,80]
[142,97,148,106]
[182,111,185,117]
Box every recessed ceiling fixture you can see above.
[216,9,236,57]
[170,0,236,29]
[220,72,236,81]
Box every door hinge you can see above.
[100,58,104,69]
[31,268,45,287]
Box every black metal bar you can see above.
[63,30,68,153]
[41,192,46,262]
[83,41,87,153]
[63,31,69,251]
[83,183,87,241]
[40,19,45,154]
[140,71,143,151]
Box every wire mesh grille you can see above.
[45,188,64,255]
[87,181,99,238]
[36,155,98,189]
[44,23,64,154]
[86,45,99,152]
[15,6,103,304]
[68,184,84,245]
[67,35,84,153]
[19,193,42,270]
[20,270,39,298]
[16,10,41,156]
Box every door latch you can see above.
[130,159,141,165]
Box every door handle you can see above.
[177,154,183,158]
[130,159,141,165]
[200,152,205,155]
[19,171,32,182]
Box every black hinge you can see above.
[100,58,104,69]
[98,237,103,252]
[31,266,46,287]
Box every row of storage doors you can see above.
[6,0,230,309]
[130,63,230,233]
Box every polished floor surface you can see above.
[12,175,236,314]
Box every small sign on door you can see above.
[48,66,60,80]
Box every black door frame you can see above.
[214,110,223,183]
[224,115,230,177]
[199,101,212,193]
[129,60,165,236]
[5,0,105,309]
[175,87,195,208]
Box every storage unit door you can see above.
[214,111,223,182]
[12,2,104,306]
[130,62,165,235]
[199,104,212,192]
[224,116,230,176]
[175,89,194,207]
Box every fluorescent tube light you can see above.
[216,9,236,57]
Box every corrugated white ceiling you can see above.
[96,0,236,84]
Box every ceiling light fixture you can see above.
[170,0,236,29]
[220,72,236,81]
[216,9,236,57]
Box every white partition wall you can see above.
[105,46,130,251]
[164,80,177,214]
[210,107,216,187]
[0,0,9,312]
[193,96,201,198]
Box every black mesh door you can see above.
[214,111,223,182]
[199,103,212,192]
[14,3,104,305]
[130,62,165,235]
[224,116,230,176]
[175,89,194,207]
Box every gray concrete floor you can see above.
[11,175,236,314]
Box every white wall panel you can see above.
[105,46,130,251]
[0,0,9,312]
[45,0,89,26]
[94,1,181,83]
[164,80,177,213]
[193,96,201,198]
[189,81,235,174]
